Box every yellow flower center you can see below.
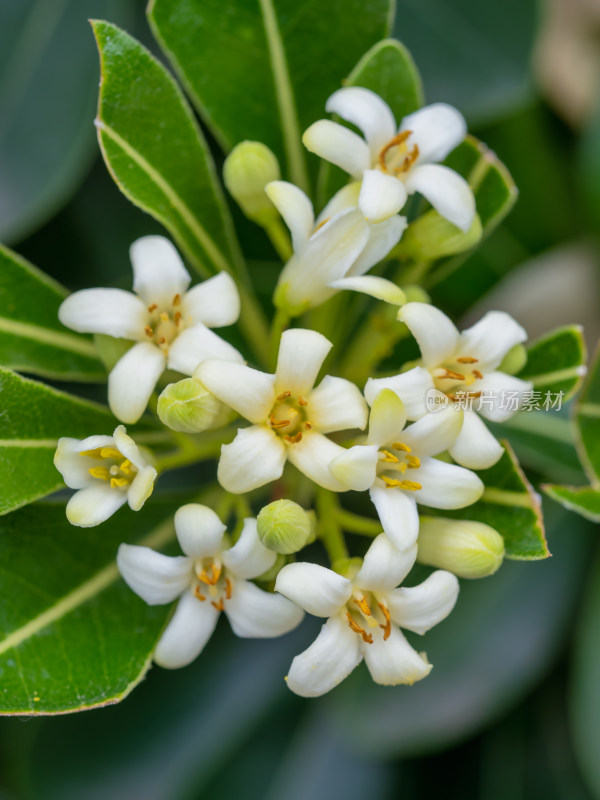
[144,293,184,353]
[378,130,419,175]
[267,391,314,444]
[192,557,232,610]
[345,589,392,644]
[432,354,484,401]
[376,440,422,491]
[81,445,138,491]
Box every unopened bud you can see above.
[257,500,313,554]
[418,517,504,578]
[499,343,527,375]
[157,378,222,433]
[223,141,281,224]
[398,210,482,260]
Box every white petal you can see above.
[365,367,435,421]
[275,562,352,617]
[196,360,275,423]
[362,624,431,685]
[222,518,276,579]
[167,324,244,375]
[307,375,368,433]
[329,275,406,306]
[66,485,127,528]
[218,425,286,493]
[181,272,240,328]
[316,181,361,224]
[359,170,408,223]
[117,544,191,604]
[458,311,528,372]
[326,86,397,156]
[174,503,226,558]
[58,289,148,340]
[112,425,149,471]
[367,388,406,446]
[405,164,475,232]
[265,181,314,252]
[329,444,378,491]
[108,342,166,424]
[154,587,219,669]
[413,457,484,508]
[369,486,419,549]
[400,103,467,163]
[400,405,463,457]
[449,410,504,469]
[225,578,304,638]
[127,466,157,511]
[475,372,533,423]
[54,436,112,489]
[355,535,417,592]
[286,614,363,697]
[302,119,371,177]
[275,328,332,396]
[387,570,459,634]
[398,302,460,367]
[286,431,349,491]
[130,235,191,306]
[347,215,407,277]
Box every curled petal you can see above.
[355,535,417,592]
[222,518,276,580]
[387,570,459,634]
[307,375,368,433]
[58,289,148,340]
[218,425,286,493]
[54,436,113,489]
[329,275,406,306]
[326,86,397,156]
[225,579,304,638]
[358,169,408,223]
[400,103,467,164]
[275,562,352,617]
[174,503,226,559]
[108,342,165,424]
[154,587,220,669]
[127,466,157,511]
[398,302,460,368]
[181,272,240,329]
[405,164,475,232]
[265,181,314,252]
[362,624,432,686]
[117,544,191,605]
[303,119,371,178]
[130,235,191,306]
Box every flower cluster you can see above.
[54,88,529,697]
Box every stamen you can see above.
[298,396,307,407]
[100,446,122,460]
[88,466,110,480]
[354,595,372,616]
[377,602,392,641]
[119,459,134,475]
[110,477,129,489]
[80,447,105,459]
[440,369,466,381]
[284,432,303,444]
[198,563,222,585]
[381,449,399,463]
[194,585,206,601]
[456,356,478,364]
[346,612,373,644]
[269,416,290,429]
[174,311,182,325]
[276,391,291,402]
[147,303,158,313]
[225,578,232,600]
[397,143,419,173]
[472,369,483,380]
[405,454,421,469]
[211,599,225,611]
[144,326,154,338]
[378,130,411,170]
[382,476,422,491]
[304,421,313,430]
[392,442,411,452]
[156,337,167,345]
[172,293,181,306]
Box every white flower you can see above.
[367,302,531,469]
[266,181,406,314]
[117,504,304,669]
[54,425,157,527]
[330,389,484,549]
[58,236,243,424]
[275,534,459,697]
[196,328,368,493]
[303,87,475,230]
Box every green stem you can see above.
[336,509,381,537]
[237,285,271,368]
[269,307,290,369]
[154,426,236,473]
[264,217,293,262]
[316,489,348,566]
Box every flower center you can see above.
[376,440,422,491]
[378,130,419,175]
[432,355,484,401]
[144,293,184,353]
[81,445,138,491]
[345,589,392,644]
[267,391,314,444]
[193,557,232,611]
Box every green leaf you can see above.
[425,442,548,560]
[147,0,392,193]
[542,485,600,523]
[92,20,241,279]
[0,0,134,242]
[0,368,161,515]
[517,325,587,402]
[574,343,600,486]
[0,500,180,715]
[0,243,104,381]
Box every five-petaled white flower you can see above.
[303,87,475,230]
[266,181,406,315]
[276,534,459,696]
[367,303,531,469]
[54,425,157,528]
[196,328,368,493]
[329,389,484,549]
[58,235,243,424]
[117,504,304,669]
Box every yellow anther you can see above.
[381,449,400,463]
[298,396,307,407]
[472,369,483,380]
[456,356,478,364]
[284,432,303,444]
[354,595,372,616]
[464,374,476,387]
[100,446,122,460]
[382,476,422,491]
[276,391,291,402]
[88,466,110,480]
[80,447,105,459]
[304,421,313,430]
[225,577,233,600]
[378,130,411,170]
[110,477,130,489]
[211,599,225,611]
[144,325,154,338]
[288,408,298,419]
[194,585,206,602]
[346,612,373,644]
[392,442,411,453]
[406,454,421,469]
[147,303,158,313]
[440,369,466,381]
[172,293,181,306]
[269,416,290,429]
[118,459,135,475]
[377,602,392,641]
[198,562,222,585]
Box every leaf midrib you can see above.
[0,316,99,358]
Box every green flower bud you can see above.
[418,516,504,579]
[223,141,281,224]
[257,500,313,554]
[157,378,222,433]
[499,343,527,375]
[398,210,482,260]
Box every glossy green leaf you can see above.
[0,0,134,242]
[425,443,548,560]
[0,368,161,515]
[92,20,241,279]
[574,343,600,486]
[0,500,180,715]
[0,243,104,381]
[517,325,586,402]
[542,485,600,523]
[147,0,392,193]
